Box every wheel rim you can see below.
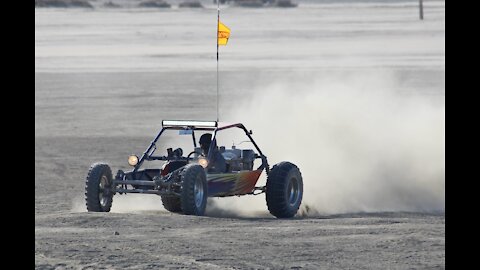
[98,175,109,207]
[194,176,204,209]
[287,177,300,207]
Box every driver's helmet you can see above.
[199,133,212,146]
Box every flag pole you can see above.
[216,1,220,122]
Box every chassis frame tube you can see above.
[133,128,166,173]
[211,123,270,174]
[116,188,180,196]
[113,180,155,186]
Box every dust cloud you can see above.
[215,69,445,216]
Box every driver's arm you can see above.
[209,151,227,173]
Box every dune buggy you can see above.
[85,120,303,218]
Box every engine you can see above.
[219,146,256,172]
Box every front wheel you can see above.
[85,163,113,212]
[266,162,303,218]
[180,164,208,216]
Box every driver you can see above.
[199,133,226,173]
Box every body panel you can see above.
[207,169,263,197]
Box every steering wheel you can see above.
[187,151,204,160]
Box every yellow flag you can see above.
[218,21,231,46]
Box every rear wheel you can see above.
[266,162,303,218]
[161,195,182,213]
[85,163,113,212]
[180,164,208,216]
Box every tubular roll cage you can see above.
[132,120,270,175]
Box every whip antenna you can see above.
[216,1,219,122]
[216,2,231,122]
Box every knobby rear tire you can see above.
[266,162,303,218]
[161,195,182,213]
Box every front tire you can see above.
[85,163,113,212]
[266,162,303,218]
[180,164,208,216]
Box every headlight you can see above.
[198,158,208,168]
[128,155,139,166]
